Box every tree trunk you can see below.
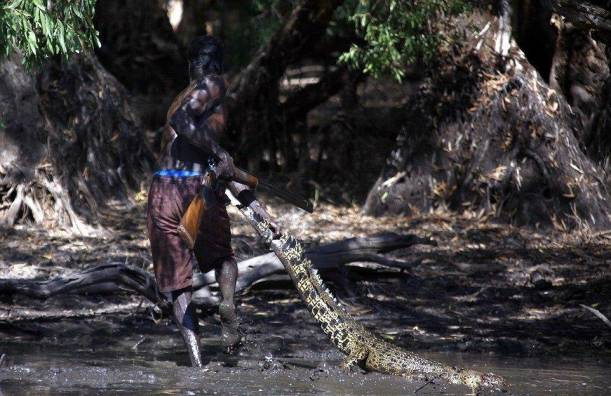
[588,47,611,164]
[364,10,611,229]
[549,21,609,148]
[547,1,611,164]
[0,54,153,233]
[94,0,188,129]
[226,0,344,170]
[550,0,611,42]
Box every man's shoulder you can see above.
[166,74,226,121]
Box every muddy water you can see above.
[0,321,609,396]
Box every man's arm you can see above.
[169,78,235,178]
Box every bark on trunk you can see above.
[550,0,611,43]
[547,2,611,164]
[0,54,153,233]
[549,20,609,147]
[364,11,611,229]
[589,51,611,164]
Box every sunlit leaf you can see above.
[0,0,99,67]
[338,0,468,82]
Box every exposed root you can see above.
[364,10,611,229]
[0,168,102,236]
[0,53,153,234]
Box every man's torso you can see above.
[158,74,227,173]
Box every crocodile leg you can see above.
[339,354,365,372]
[339,345,370,372]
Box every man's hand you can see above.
[215,151,236,180]
[228,181,281,238]
[251,201,281,238]
[185,88,209,114]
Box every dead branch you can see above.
[228,0,343,107]
[0,233,433,320]
[580,304,611,329]
[280,66,347,123]
[0,301,149,322]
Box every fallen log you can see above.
[0,263,167,307]
[0,233,433,321]
[0,301,149,322]
[229,232,434,294]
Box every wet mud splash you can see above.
[0,310,610,395]
[0,315,611,395]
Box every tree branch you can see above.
[280,66,347,122]
[550,0,611,41]
[229,0,344,103]
[226,0,345,151]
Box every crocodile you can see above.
[230,196,506,392]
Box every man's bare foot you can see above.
[219,301,241,352]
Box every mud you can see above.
[0,311,610,395]
[1,199,610,394]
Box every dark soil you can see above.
[0,197,610,393]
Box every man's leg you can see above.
[195,195,239,351]
[148,177,203,367]
[169,288,203,367]
[214,256,241,350]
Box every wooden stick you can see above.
[580,304,611,329]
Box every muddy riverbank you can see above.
[1,199,610,394]
[0,310,609,395]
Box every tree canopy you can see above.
[0,0,98,67]
[1,0,467,80]
[338,0,468,81]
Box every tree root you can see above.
[0,53,153,235]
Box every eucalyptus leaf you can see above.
[0,0,99,67]
[338,0,468,82]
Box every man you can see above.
[147,36,276,367]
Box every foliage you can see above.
[224,0,300,71]
[201,0,468,79]
[338,0,468,81]
[0,0,99,67]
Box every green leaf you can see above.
[27,30,37,55]
[5,0,24,11]
[58,23,67,53]
[0,0,100,67]
[33,0,45,11]
[338,0,468,81]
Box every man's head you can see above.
[188,36,224,80]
